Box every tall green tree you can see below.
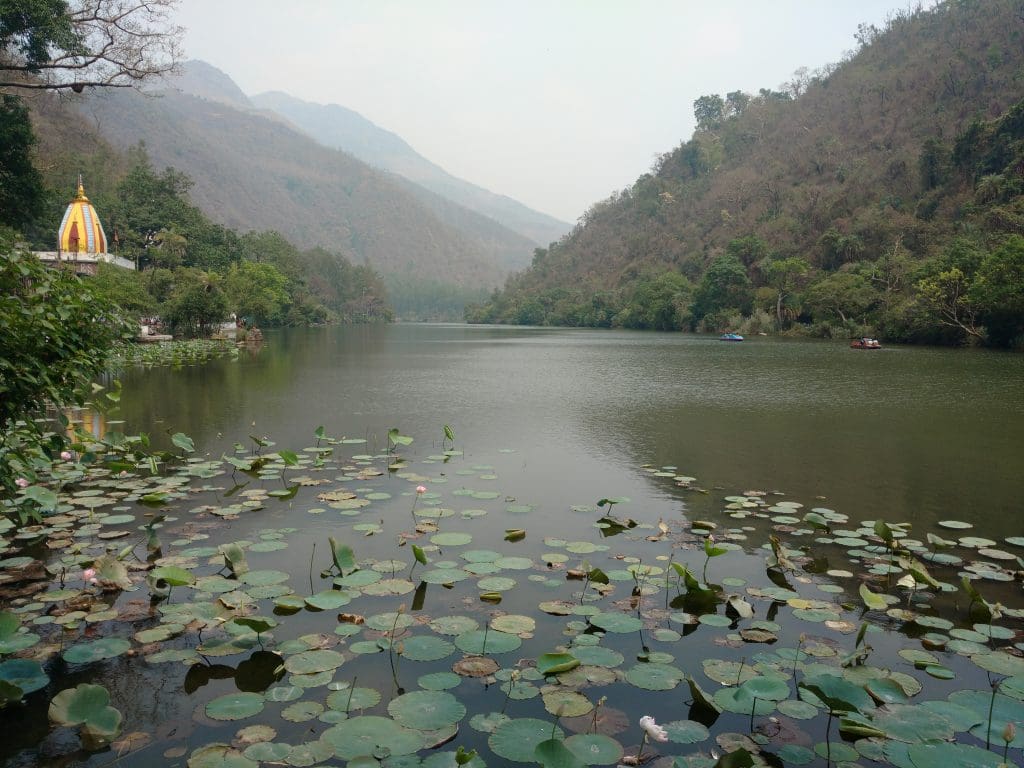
[691,253,753,323]
[970,236,1024,347]
[0,95,46,227]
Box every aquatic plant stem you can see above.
[636,731,649,762]
[345,677,357,714]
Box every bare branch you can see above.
[1,0,182,91]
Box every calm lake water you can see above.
[116,324,1024,537]
[8,324,1024,767]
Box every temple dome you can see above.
[58,177,108,254]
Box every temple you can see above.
[35,176,135,274]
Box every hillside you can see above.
[469,0,1024,346]
[251,90,570,247]
[72,85,507,291]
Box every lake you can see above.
[5,324,1024,767]
[115,324,1024,536]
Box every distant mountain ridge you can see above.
[250,90,570,247]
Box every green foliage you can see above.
[0,96,45,228]
[223,260,290,326]
[691,253,753,324]
[0,234,131,433]
[162,267,228,337]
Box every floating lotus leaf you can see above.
[800,673,873,714]
[431,615,479,635]
[283,649,344,675]
[571,645,623,668]
[337,570,381,587]
[534,738,584,768]
[776,745,815,765]
[422,568,471,584]
[418,671,461,690]
[281,700,323,722]
[815,742,859,762]
[542,689,592,717]
[491,615,536,634]
[455,629,521,654]
[537,653,580,676]
[63,637,131,664]
[938,520,972,529]
[919,700,984,731]
[235,724,276,745]
[400,635,455,662]
[702,659,758,685]
[326,686,381,711]
[388,690,466,730]
[698,614,732,627]
[485,558,532,574]
[304,591,351,610]
[663,720,710,744]
[741,675,791,701]
[239,570,290,586]
[866,677,910,704]
[453,656,499,677]
[323,716,425,760]
[365,612,416,631]
[624,662,684,691]
[714,686,776,715]
[205,692,265,721]
[361,578,416,596]
[470,711,511,733]
[242,742,291,761]
[950,690,1024,747]
[475,577,516,593]
[489,718,565,762]
[907,741,1010,768]
[872,703,955,743]
[421,750,487,768]
[588,612,642,633]
[187,743,258,768]
[777,699,818,719]
[431,532,473,547]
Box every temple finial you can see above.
[75,173,87,201]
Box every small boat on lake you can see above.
[720,332,744,342]
[850,337,882,349]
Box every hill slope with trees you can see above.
[468,0,1024,347]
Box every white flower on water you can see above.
[639,715,668,742]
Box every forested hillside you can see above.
[469,0,1024,347]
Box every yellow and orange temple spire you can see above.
[58,175,108,255]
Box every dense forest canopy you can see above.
[468,0,1024,348]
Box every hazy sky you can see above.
[174,1,910,223]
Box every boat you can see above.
[850,337,882,349]
[719,332,744,341]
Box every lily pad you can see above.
[490,718,566,763]
[63,637,132,664]
[206,692,265,721]
[388,690,466,730]
[323,716,425,760]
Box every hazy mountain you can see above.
[251,90,570,247]
[59,59,561,294]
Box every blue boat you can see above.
[719,332,744,341]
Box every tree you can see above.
[693,94,726,131]
[0,94,45,227]
[691,253,754,322]
[914,267,982,341]
[970,236,1024,347]
[223,260,290,326]
[764,257,810,325]
[89,261,155,315]
[163,267,227,337]
[0,0,181,91]
[804,272,876,325]
[0,232,131,430]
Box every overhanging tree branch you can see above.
[0,0,182,92]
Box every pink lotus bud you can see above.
[15,478,29,489]
[416,485,427,494]
[60,451,73,461]
[83,568,98,585]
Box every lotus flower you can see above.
[60,451,73,461]
[83,568,98,585]
[416,485,427,494]
[639,715,668,742]
[15,477,29,489]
